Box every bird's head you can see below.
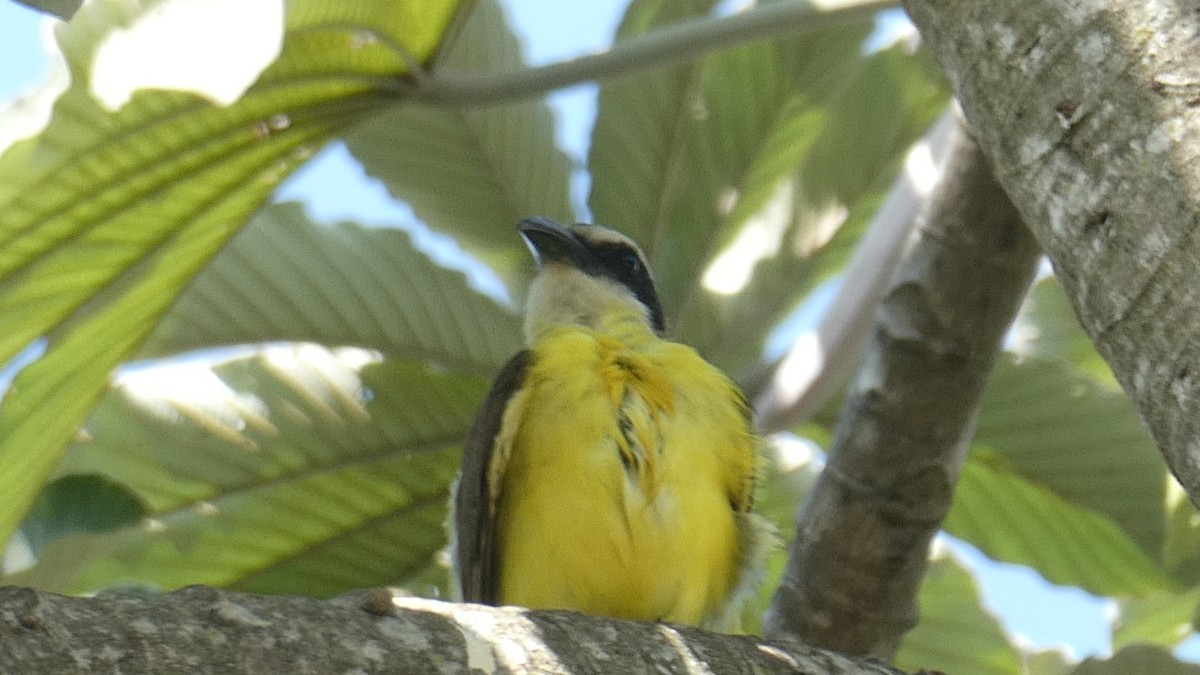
[519,216,665,342]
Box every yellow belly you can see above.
[493,328,754,626]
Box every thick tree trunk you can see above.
[904,0,1200,504]
[0,586,909,674]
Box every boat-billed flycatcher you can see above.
[453,216,767,630]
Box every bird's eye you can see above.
[621,252,643,274]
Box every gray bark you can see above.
[903,0,1200,504]
[765,118,1041,658]
[0,585,911,674]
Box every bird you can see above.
[452,216,769,630]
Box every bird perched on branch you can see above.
[452,216,769,630]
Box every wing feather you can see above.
[454,350,532,604]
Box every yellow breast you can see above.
[492,325,756,626]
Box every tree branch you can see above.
[903,0,1200,505]
[764,116,1041,658]
[753,108,959,432]
[413,0,897,106]
[0,585,912,674]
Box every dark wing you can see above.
[455,349,532,604]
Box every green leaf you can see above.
[32,347,483,596]
[945,451,1171,597]
[792,45,948,207]
[0,0,467,545]
[586,0,718,249]
[975,355,1167,559]
[11,0,80,20]
[1014,277,1118,386]
[1114,586,1200,650]
[694,45,950,371]
[588,7,949,371]
[895,553,1023,675]
[1070,644,1200,675]
[140,202,522,374]
[344,0,575,280]
[1164,480,1200,583]
[19,474,145,554]
[592,17,870,320]
[1026,650,1076,675]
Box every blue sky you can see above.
[0,0,1190,665]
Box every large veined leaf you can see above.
[1027,650,1075,675]
[19,474,145,555]
[10,0,81,20]
[1164,479,1200,584]
[895,552,1023,675]
[974,355,1167,559]
[1070,645,1200,675]
[588,1,948,371]
[17,346,482,596]
[1014,277,1119,387]
[344,0,575,281]
[694,45,950,371]
[945,450,1171,597]
[1113,586,1200,651]
[0,0,467,545]
[139,202,522,374]
[12,212,506,591]
[586,0,718,250]
[591,12,869,325]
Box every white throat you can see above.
[523,265,654,344]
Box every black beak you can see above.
[518,216,588,268]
